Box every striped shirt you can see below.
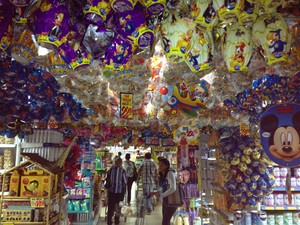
[140,159,157,184]
[107,166,127,193]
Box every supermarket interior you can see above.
[0,0,300,225]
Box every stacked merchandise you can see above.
[3,149,14,169]
[21,129,65,162]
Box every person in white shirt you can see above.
[123,153,136,205]
[151,158,177,225]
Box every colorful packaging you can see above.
[110,0,137,13]
[293,212,300,225]
[9,170,20,196]
[273,167,280,178]
[34,0,70,49]
[275,178,281,187]
[291,177,296,187]
[284,194,295,206]
[280,168,288,178]
[264,194,274,206]
[294,168,300,177]
[223,23,252,72]
[252,12,292,65]
[161,16,195,63]
[251,211,267,225]
[267,214,275,225]
[83,0,111,27]
[238,0,258,26]
[185,30,214,72]
[283,213,293,225]
[140,0,165,15]
[114,4,154,48]
[234,210,246,225]
[274,214,284,225]
[191,0,217,32]
[275,194,284,206]
[294,194,300,206]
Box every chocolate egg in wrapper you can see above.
[252,12,291,65]
[223,24,252,72]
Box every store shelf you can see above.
[1,222,45,224]
[261,205,300,210]
[213,208,234,221]
[68,210,89,214]
[0,144,16,148]
[20,143,64,148]
[273,187,300,192]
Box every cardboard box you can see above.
[20,176,51,197]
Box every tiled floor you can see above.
[97,183,162,225]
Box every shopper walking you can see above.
[156,158,177,225]
[105,157,127,225]
[123,153,137,206]
[138,152,157,214]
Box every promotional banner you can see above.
[260,103,300,167]
[120,92,133,119]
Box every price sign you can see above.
[30,198,45,208]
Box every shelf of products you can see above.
[0,153,65,225]
[261,206,300,211]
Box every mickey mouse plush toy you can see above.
[260,111,300,162]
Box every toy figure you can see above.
[179,80,189,97]
[48,13,64,42]
[230,42,245,69]
[267,29,287,58]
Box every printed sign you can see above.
[30,198,45,208]
[120,93,133,119]
[260,103,300,167]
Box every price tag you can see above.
[30,198,45,208]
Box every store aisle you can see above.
[97,182,163,225]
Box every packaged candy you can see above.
[185,29,214,73]
[252,12,292,65]
[83,0,111,27]
[191,0,217,32]
[103,35,133,70]
[161,15,195,63]
[140,0,165,15]
[114,4,154,48]
[238,0,258,26]
[110,0,137,13]
[223,23,252,72]
[259,0,284,13]
[34,0,71,49]
[213,0,241,23]
[59,38,92,70]
[0,2,13,53]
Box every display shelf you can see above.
[0,222,46,224]
[273,187,300,192]
[261,205,300,211]
[213,208,234,221]
[20,143,65,148]
[68,210,89,214]
[0,144,16,148]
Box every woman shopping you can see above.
[152,158,178,225]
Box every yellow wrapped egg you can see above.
[238,0,258,26]
[259,0,284,13]
[191,0,218,32]
[161,16,195,63]
[185,29,214,72]
[252,12,291,65]
[223,24,252,72]
[213,0,241,23]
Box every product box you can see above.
[9,170,20,196]
[20,176,51,197]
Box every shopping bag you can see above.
[166,183,184,207]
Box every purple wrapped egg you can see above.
[103,35,133,70]
[0,2,13,52]
[59,41,91,70]
[110,0,137,13]
[114,4,154,48]
[140,0,165,15]
[9,0,30,7]
[34,0,71,49]
[83,0,111,27]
